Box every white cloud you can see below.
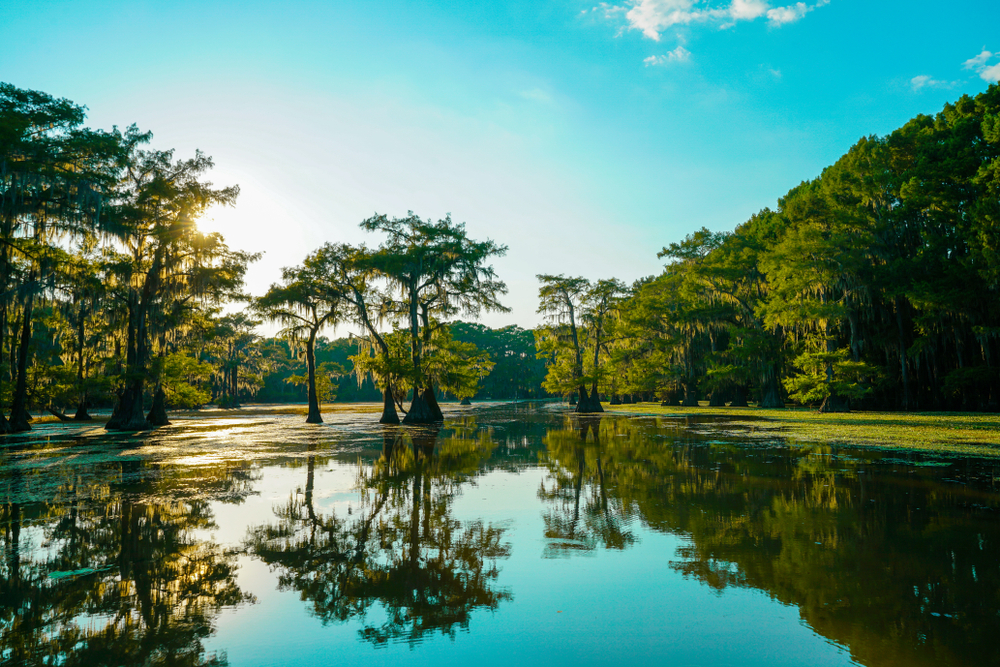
[963,49,1000,82]
[644,46,692,66]
[606,0,830,41]
[623,0,702,41]
[981,63,1000,83]
[910,75,955,92]
[730,0,769,20]
[963,49,993,71]
[766,2,808,25]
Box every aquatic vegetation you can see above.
[609,404,1000,457]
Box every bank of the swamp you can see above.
[23,402,387,426]
[607,403,1000,458]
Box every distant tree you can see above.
[255,250,344,424]
[536,274,606,412]
[359,213,508,423]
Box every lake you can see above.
[2,402,998,666]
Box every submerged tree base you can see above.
[575,388,604,414]
[73,403,92,421]
[147,387,171,426]
[403,393,441,424]
[422,387,445,421]
[819,394,850,413]
[379,388,400,424]
[305,400,323,424]
[106,390,152,431]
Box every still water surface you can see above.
[2,403,999,666]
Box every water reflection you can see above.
[538,416,635,556]
[2,407,1000,666]
[538,414,1000,667]
[244,423,512,646]
[1,459,253,666]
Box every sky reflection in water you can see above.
[2,403,999,666]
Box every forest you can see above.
[2,81,999,432]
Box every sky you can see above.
[3,0,999,332]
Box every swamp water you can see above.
[2,403,999,666]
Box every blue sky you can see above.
[3,0,998,329]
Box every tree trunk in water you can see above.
[681,383,699,407]
[708,389,727,407]
[819,393,850,413]
[0,297,9,433]
[73,401,92,421]
[146,385,170,426]
[305,337,322,424]
[609,394,621,405]
[421,384,444,421]
[230,365,241,408]
[759,365,784,408]
[74,301,91,420]
[459,397,472,406]
[107,296,149,430]
[729,385,749,408]
[379,385,400,424]
[107,381,150,431]
[10,294,34,432]
[403,387,436,424]
[895,297,914,411]
[575,386,604,413]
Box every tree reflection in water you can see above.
[538,416,635,556]
[539,413,1000,667]
[245,421,512,646]
[1,460,256,666]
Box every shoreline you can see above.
[606,403,1000,458]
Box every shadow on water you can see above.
[2,403,1000,665]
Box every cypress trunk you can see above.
[146,385,170,426]
[421,384,444,421]
[9,292,33,433]
[729,385,749,407]
[759,364,784,408]
[819,393,850,413]
[403,387,435,424]
[575,386,604,413]
[708,389,727,407]
[681,383,699,407]
[306,336,322,424]
[379,385,400,424]
[74,301,91,420]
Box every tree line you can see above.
[1,82,539,431]
[4,80,999,430]
[539,84,1000,413]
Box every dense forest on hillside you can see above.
[2,81,999,430]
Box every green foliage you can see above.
[287,361,345,403]
[158,353,212,408]
[783,346,878,405]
